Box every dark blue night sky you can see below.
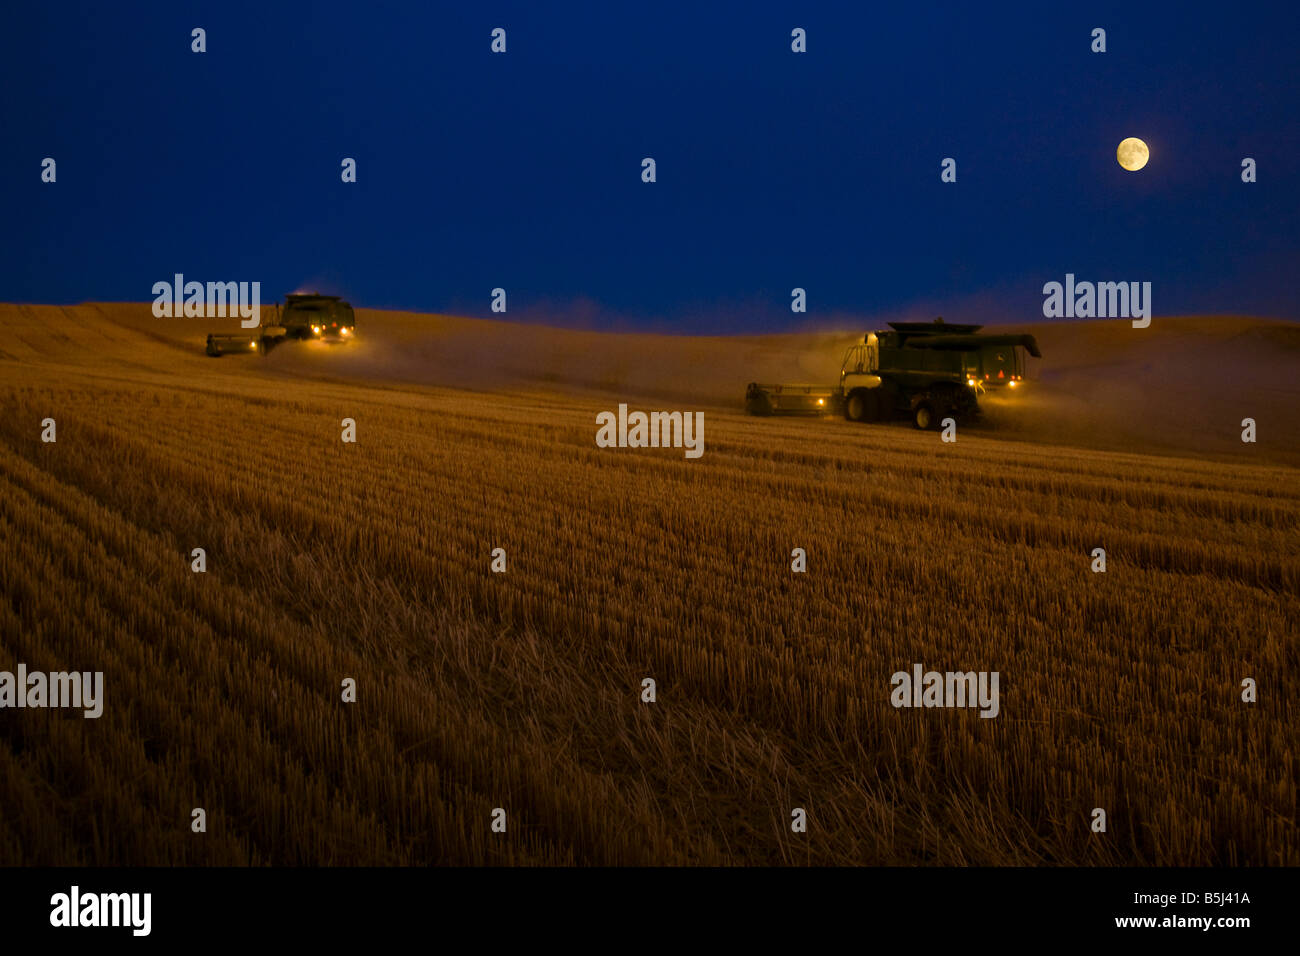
[3,1,1297,331]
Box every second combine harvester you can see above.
[745,318,1041,429]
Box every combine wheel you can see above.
[746,392,774,417]
[845,391,865,422]
[845,389,880,423]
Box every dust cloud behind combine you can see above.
[982,318,1300,464]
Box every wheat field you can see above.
[0,302,1296,865]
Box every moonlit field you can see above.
[2,302,1295,865]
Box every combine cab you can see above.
[745,318,1041,429]
[205,294,356,356]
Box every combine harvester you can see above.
[745,318,1041,429]
[205,293,356,356]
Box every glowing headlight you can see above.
[312,325,321,333]
[816,398,823,405]
[249,341,257,349]
[341,327,352,335]
[967,378,976,386]
[1009,380,1018,388]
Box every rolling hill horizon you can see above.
[4,302,1297,467]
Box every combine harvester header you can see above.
[745,318,1041,429]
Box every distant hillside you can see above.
[3,304,1297,465]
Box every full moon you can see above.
[1117,137,1150,171]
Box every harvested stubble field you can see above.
[0,302,1296,866]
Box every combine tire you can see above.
[912,401,936,430]
[846,388,887,423]
[746,392,774,417]
[845,390,870,422]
